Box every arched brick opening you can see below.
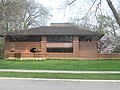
[26,44,37,52]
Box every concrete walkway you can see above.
[1,77,120,83]
[0,69,120,74]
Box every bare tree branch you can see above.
[106,0,120,27]
[68,0,77,5]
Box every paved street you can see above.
[0,79,120,90]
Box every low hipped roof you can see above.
[5,26,103,35]
[2,25,104,40]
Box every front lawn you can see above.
[0,72,120,80]
[0,59,120,71]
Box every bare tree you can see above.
[65,0,120,27]
[16,0,50,30]
[0,0,50,33]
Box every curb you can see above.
[0,77,120,83]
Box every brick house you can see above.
[2,23,104,59]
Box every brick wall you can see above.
[4,37,10,58]
[41,36,47,56]
[97,53,120,59]
[46,53,74,58]
[79,40,97,58]
[47,43,72,48]
[14,42,40,52]
[73,35,79,57]
[8,35,120,59]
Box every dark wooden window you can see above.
[47,35,73,42]
[79,36,92,42]
[47,48,73,53]
[9,36,41,42]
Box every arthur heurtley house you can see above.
[2,23,105,59]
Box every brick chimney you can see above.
[50,23,73,27]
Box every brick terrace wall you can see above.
[9,52,34,58]
[73,36,79,57]
[45,35,78,58]
[7,36,47,58]
[8,35,120,59]
[46,53,74,58]
[4,37,10,58]
[79,40,98,58]
[8,42,41,58]
[47,43,72,48]
[97,53,120,59]
[14,42,40,52]
[41,36,47,57]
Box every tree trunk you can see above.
[106,0,120,27]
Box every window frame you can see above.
[79,35,92,42]
[47,47,73,53]
[47,35,73,43]
[9,35,41,42]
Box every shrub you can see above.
[0,43,4,59]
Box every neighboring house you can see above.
[2,23,105,59]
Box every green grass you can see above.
[0,72,120,80]
[0,59,120,71]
